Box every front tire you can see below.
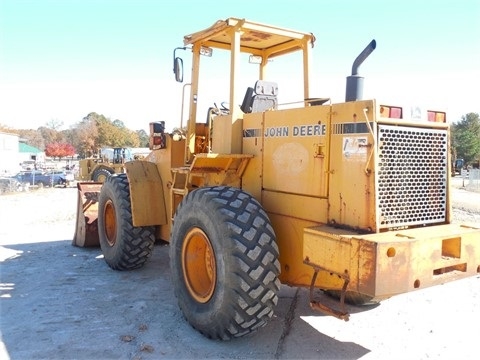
[170,186,280,340]
[93,167,113,182]
[98,174,155,270]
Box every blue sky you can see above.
[1,0,479,132]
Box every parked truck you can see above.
[13,170,66,188]
[73,18,480,340]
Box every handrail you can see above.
[363,107,375,175]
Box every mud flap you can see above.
[72,182,103,247]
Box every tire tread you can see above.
[171,186,280,340]
[99,174,155,270]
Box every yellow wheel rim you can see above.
[97,174,108,183]
[182,228,216,303]
[104,199,117,247]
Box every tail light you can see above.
[379,105,403,119]
[149,121,167,150]
[427,111,446,123]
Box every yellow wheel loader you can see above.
[76,147,131,182]
[73,18,480,340]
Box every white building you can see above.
[0,132,20,175]
[0,132,45,175]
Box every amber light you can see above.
[427,111,446,123]
[380,105,403,119]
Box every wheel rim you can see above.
[103,199,117,247]
[97,174,107,182]
[182,227,216,303]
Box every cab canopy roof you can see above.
[183,17,315,58]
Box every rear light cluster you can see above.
[379,105,447,123]
[149,121,167,150]
[380,105,402,119]
[427,111,446,123]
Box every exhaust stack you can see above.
[345,39,376,102]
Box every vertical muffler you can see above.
[345,39,376,102]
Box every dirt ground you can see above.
[0,181,479,360]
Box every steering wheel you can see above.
[220,102,230,113]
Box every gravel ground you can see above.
[0,183,479,360]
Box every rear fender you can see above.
[125,161,168,227]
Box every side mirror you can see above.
[173,47,186,83]
[174,57,183,83]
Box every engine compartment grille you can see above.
[377,124,448,229]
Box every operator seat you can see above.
[240,87,254,113]
[241,80,278,113]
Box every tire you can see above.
[92,168,113,182]
[98,174,155,270]
[170,186,280,340]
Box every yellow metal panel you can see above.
[125,160,167,227]
[242,112,265,201]
[192,156,232,172]
[190,153,252,174]
[211,114,233,154]
[262,190,328,223]
[304,226,357,271]
[262,106,330,197]
[143,138,185,234]
[366,224,480,295]
[329,100,376,231]
[303,223,480,298]
[303,225,365,291]
[212,114,242,154]
[269,213,319,287]
[183,18,315,58]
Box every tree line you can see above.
[451,112,480,167]
[0,112,149,160]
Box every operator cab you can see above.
[171,17,317,160]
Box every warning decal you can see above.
[342,136,367,161]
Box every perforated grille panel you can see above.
[377,125,448,229]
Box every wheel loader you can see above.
[76,147,131,182]
[73,18,480,340]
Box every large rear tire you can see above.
[98,174,155,270]
[170,186,280,340]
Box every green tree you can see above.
[451,112,480,166]
[136,129,149,147]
